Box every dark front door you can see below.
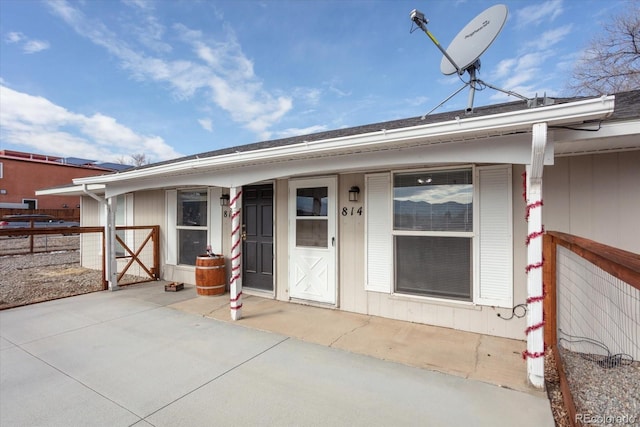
[242,184,274,291]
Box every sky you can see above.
[0,0,631,165]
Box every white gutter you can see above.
[74,96,615,186]
[35,183,105,197]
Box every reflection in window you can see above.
[296,187,327,216]
[296,219,328,248]
[394,169,472,232]
[178,190,208,226]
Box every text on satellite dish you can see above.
[465,20,490,39]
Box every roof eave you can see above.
[73,95,616,186]
[35,183,105,197]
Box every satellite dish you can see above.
[410,4,529,116]
[440,4,507,76]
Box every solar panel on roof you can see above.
[59,157,97,165]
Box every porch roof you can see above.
[39,91,640,197]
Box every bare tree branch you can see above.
[130,153,149,167]
[568,1,640,95]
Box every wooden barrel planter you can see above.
[195,255,226,296]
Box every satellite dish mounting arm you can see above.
[410,9,462,75]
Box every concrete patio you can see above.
[0,281,554,426]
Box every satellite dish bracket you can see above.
[410,11,463,76]
[421,61,530,118]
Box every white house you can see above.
[38,90,640,387]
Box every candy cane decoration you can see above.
[229,187,243,320]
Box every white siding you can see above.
[544,151,640,253]
[476,165,513,308]
[365,173,392,293]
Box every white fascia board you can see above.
[35,183,105,196]
[552,119,640,156]
[74,95,615,186]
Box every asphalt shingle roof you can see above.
[123,89,640,173]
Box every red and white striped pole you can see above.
[229,187,243,320]
[523,122,547,389]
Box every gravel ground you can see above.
[545,348,571,427]
[0,236,146,309]
[560,346,639,427]
[0,250,104,309]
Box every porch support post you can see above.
[105,196,119,291]
[229,187,243,320]
[525,122,547,388]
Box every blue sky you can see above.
[0,0,629,164]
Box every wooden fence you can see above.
[543,231,640,427]
[0,208,80,222]
[0,225,160,288]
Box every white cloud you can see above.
[395,185,473,205]
[515,0,564,27]
[5,32,24,43]
[493,58,517,79]
[198,118,213,132]
[4,31,50,54]
[405,96,430,108]
[293,87,322,106]
[524,25,572,51]
[275,125,328,139]
[23,40,51,54]
[0,85,182,162]
[46,0,292,140]
[122,0,171,54]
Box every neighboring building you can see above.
[0,150,129,211]
[39,90,640,386]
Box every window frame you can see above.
[391,165,477,302]
[175,188,210,266]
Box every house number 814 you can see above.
[342,207,363,216]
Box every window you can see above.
[393,169,473,301]
[177,189,208,265]
[0,162,3,179]
[22,199,37,209]
[295,187,328,248]
[366,166,512,307]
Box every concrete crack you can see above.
[471,334,482,377]
[328,316,372,347]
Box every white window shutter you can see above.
[166,190,177,265]
[476,165,513,307]
[365,173,392,293]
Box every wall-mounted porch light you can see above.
[220,194,230,206]
[348,186,360,202]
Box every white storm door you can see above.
[289,177,337,304]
